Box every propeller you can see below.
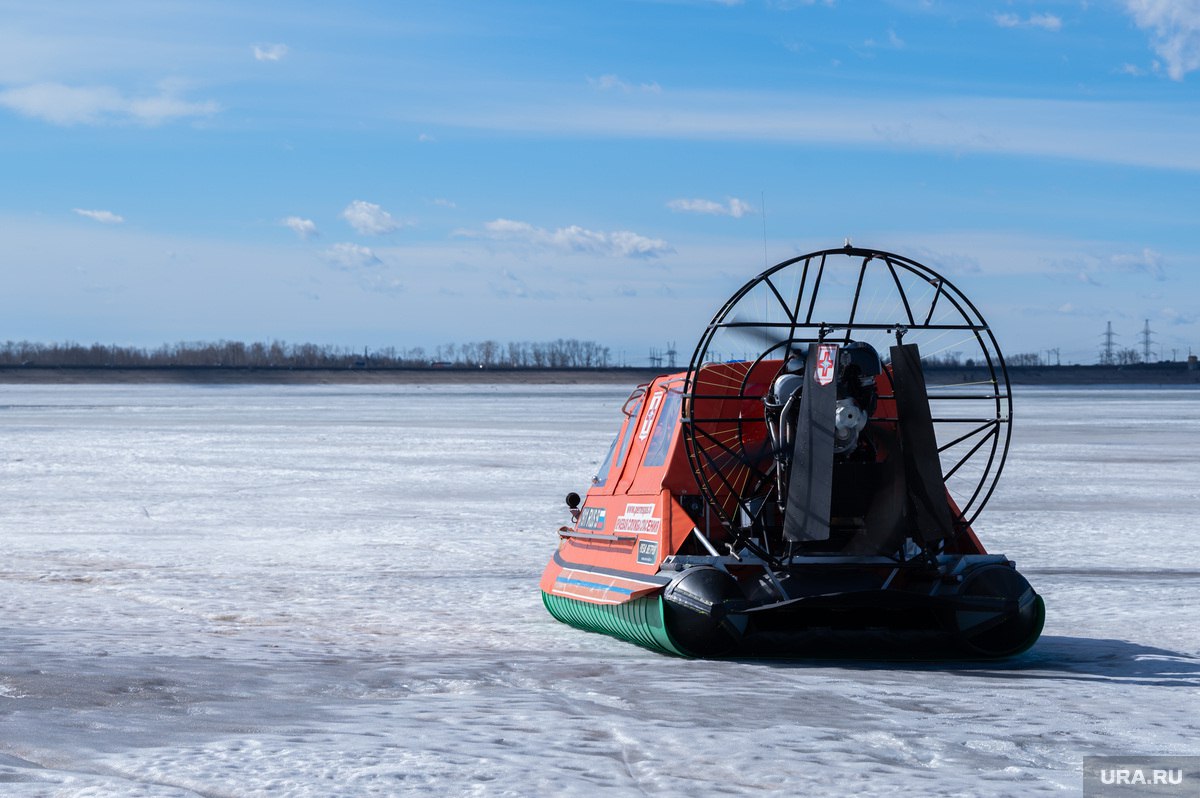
[721,315,807,363]
[782,342,838,542]
[889,342,954,544]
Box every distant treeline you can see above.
[0,339,614,370]
[919,350,1042,368]
[5,340,1189,372]
[922,350,1183,368]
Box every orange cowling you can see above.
[539,371,705,605]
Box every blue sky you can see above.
[2,0,1198,365]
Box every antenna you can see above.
[761,191,768,269]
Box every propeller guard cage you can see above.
[681,246,1012,560]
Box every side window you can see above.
[643,387,683,467]
[593,393,645,487]
[592,435,619,487]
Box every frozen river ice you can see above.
[1,383,1199,796]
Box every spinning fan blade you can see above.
[783,343,838,542]
[890,342,955,543]
[724,319,792,358]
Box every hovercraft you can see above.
[539,246,1044,659]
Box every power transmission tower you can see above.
[1101,321,1116,365]
[665,341,677,370]
[1139,319,1155,363]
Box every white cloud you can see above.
[668,198,724,215]
[1161,307,1197,325]
[1055,247,1167,285]
[1123,0,1200,80]
[481,219,536,237]
[728,198,754,218]
[323,242,380,270]
[73,208,124,224]
[994,12,1062,31]
[489,268,556,300]
[253,43,289,62]
[0,82,218,126]
[462,218,673,258]
[1111,247,1167,280]
[321,242,421,297]
[770,0,835,7]
[605,229,673,257]
[341,200,401,235]
[1032,13,1063,31]
[667,197,754,218]
[418,132,436,142]
[864,29,906,49]
[588,74,662,94]
[431,198,457,208]
[282,216,318,239]
[417,89,1200,172]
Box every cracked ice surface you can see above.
[1,383,1198,796]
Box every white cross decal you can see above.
[815,344,837,386]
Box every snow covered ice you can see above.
[1,383,1198,796]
